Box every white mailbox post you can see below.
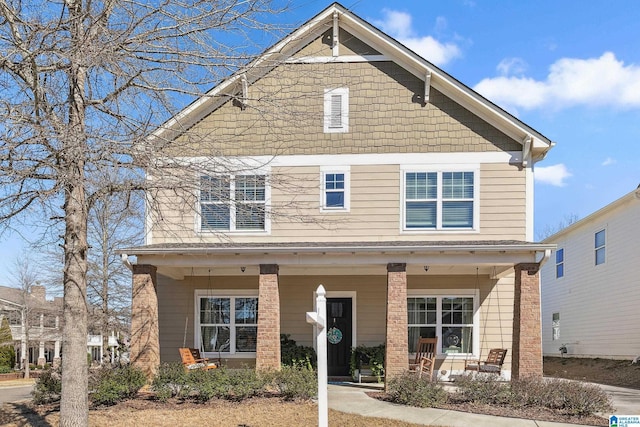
[306,285,328,427]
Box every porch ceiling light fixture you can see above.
[423,265,429,272]
[241,266,246,273]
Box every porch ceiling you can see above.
[119,240,555,280]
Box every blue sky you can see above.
[1,0,639,283]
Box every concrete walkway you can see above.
[328,381,640,427]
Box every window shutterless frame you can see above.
[320,166,350,211]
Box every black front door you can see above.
[326,298,352,376]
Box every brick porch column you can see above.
[130,264,160,380]
[385,263,408,389]
[256,264,281,371]
[512,263,543,379]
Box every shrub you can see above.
[0,345,15,369]
[89,365,147,406]
[281,335,316,369]
[387,371,448,408]
[533,378,612,416]
[454,373,511,405]
[32,367,62,404]
[226,368,267,400]
[151,362,191,401]
[0,365,13,374]
[272,365,317,401]
[350,344,385,380]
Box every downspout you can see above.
[536,249,552,268]
[120,254,133,272]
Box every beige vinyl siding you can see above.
[150,161,528,244]
[541,195,640,359]
[157,272,514,374]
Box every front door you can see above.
[326,298,352,376]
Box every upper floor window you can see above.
[323,88,348,133]
[595,229,606,265]
[404,171,475,230]
[2,310,21,326]
[199,174,266,232]
[321,167,350,211]
[555,248,564,278]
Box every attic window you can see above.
[324,88,348,133]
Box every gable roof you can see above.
[154,2,554,162]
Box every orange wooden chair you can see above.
[408,337,438,380]
[179,347,217,371]
[464,348,507,374]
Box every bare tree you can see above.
[0,1,296,424]
[536,213,581,241]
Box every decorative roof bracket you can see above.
[240,73,248,110]
[522,134,533,167]
[424,70,432,104]
[332,11,339,57]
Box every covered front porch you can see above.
[121,241,553,382]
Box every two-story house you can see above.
[120,3,555,381]
[541,186,640,359]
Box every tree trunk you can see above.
[60,1,90,423]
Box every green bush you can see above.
[526,377,612,416]
[32,367,62,404]
[0,345,15,370]
[454,373,511,405]
[151,362,191,401]
[350,344,385,379]
[387,371,448,408]
[89,365,147,406]
[272,365,317,401]
[0,365,13,374]
[280,335,316,369]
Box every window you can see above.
[197,293,258,355]
[595,229,606,265]
[407,295,476,354]
[43,314,57,328]
[552,313,560,340]
[555,248,564,278]
[199,174,266,232]
[4,310,21,326]
[321,168,350,211]
[323,88,348,133]
[404,171,475,230]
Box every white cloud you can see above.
[535,164,572,187]
[601,157,616,166]
[373,9,461,66]
[474,52,640,111]
[497,57,528,76]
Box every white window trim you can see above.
[194,289,259,358]
[400,165,480,233]
[407,289,480,359]
[594,228,606,266]
[323,88,349,133]
[196,172,271,235]
[319,166,350,212]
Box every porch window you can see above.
[404,170,476,230]
[407,295,476,355]
[198,295,258,354]
[199,174,266,232]
[595,229,606,265]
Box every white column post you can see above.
[306,285,327,427]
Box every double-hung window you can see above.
[555,248,564,278]
[408,293,477,355]
[197,292,258,355]
[595,229,606,265]
[320,167,350,211]
[404,170,476,230]
[200,174,266,232]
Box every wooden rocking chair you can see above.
[179,347,217,371]
[464,348,507,374]
[408,337,438,380]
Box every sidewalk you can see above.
[328,381,639,427]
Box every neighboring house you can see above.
[541,186,640,359]
[0,285,62,367]
[120,3,555,381]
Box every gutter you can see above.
[120,254,133,271]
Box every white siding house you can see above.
[541,186,640,359]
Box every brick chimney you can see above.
[31,285,46,301]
